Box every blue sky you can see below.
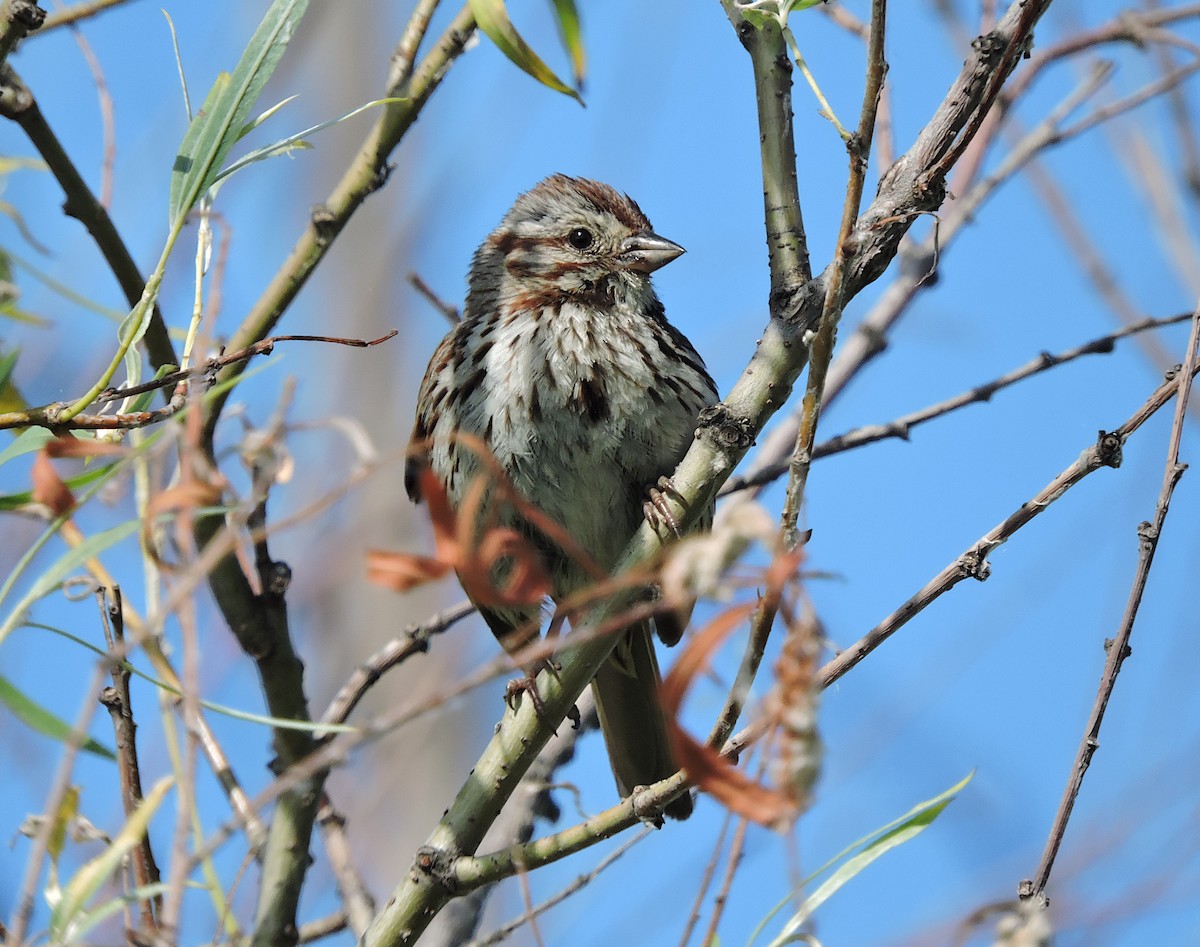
[4,1,1200,944]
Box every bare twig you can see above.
[408,271,460,324]
[678,809,735,947]
[780,0,887,547]
[41,0,133,31]
[468,828,651,947]
[387,0,442,94]
[817,357,1200,691]
[297,910,349,944]
[0,330,397,431]
[66,20,115,207]
[316,796,376,939]
[0,0,45,69]
[723,311,1197,495]
[701,812,751,947]
[1022,303,1200,901]
[202,3,477,439]
[319,600,475,728]
[97,586,162,936]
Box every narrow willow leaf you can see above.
[0,675,115,758]
[51,777,173,941]
[212,97,402,188]
[549,0,585,88]
[58,883,170,943]
[469,0,583,104]
[169,0,312,224]
[26,622,355,734]
[240,93,299,139]
[0,519,141,647]
[761,773,974,947]
[162,10,191,119]
[0,425,53,467]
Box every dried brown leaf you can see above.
[661,602,797,828]
[31,449,75,516]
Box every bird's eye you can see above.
[567,227,594,250]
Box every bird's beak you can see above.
[617,232,685,273]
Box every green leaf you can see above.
[51,777,173,942]
[549,0,585,88]
[25,622,356,735]
[211,97,403,190]
[0,675,115,758]
[56,883,171,943]
[760,773,974,947]
[169,0,312,224]
[469,0,583,104]
[0,518,141,648]
[0,425,53,466]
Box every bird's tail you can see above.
[590,620,693,820]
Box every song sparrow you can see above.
[407,175,717,819]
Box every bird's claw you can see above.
[503,659,562,718]
[643,476,683,538]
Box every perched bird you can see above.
[407,175,718,818]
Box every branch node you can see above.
[311,206,337,246]
[959,547,991,581]
[1095,430,1123,468]
[413,846,460,895]
[698,403,755,451]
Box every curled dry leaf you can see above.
[32,449,76,517]
[368,467,551,607]
[366,549,452,592]
[142,481,224,568]
[661,601,797,829]
[31,436,128,517]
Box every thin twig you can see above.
[779,0,887,548]
[202,2,477,440]
[409,271,460,324]
[319,600,475,727]
[1023,302,1200,901]
[41,0,133,31]
[66,20,115,207]
[0,330,397,431]
[317,796,376,939]
[678,809,735,947]
[700,751,760,947]
[468,829,652,947]
[0,0,45,69]
[97,585,162,936]
[388,0,442,92]
[297,910,349,944]
[817,357,1200,691]
[723,311,1197,495]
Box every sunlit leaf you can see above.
[51,777,173,942]
[549,0,585,88]
[212,97,402,188]
[752,773,975,947]
[169,0,312,224]
[469,0,583,104]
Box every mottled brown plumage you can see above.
[408,175,717,819]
